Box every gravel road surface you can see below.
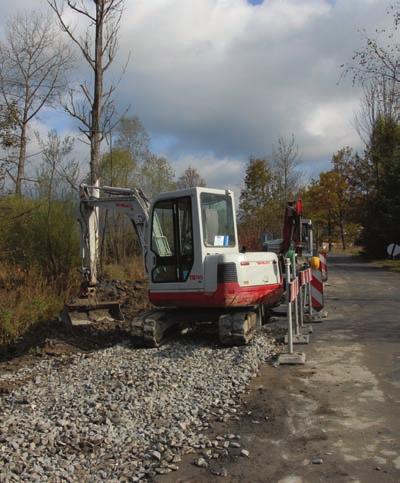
[0,327,279,482]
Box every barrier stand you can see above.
[278,258,306,365]
[284,258,309,345]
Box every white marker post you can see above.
[292,256,300,337]
[286,258,293,354]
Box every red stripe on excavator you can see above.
[240,261,271,266]
[149,281,284,308]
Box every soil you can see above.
[0,279,152,374]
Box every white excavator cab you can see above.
[146,187,282,316]
[146,187,238,289]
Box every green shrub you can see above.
[0,196,79,287]
[0,196,80,345]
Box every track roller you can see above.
[130,310,178,347]
[218,310,258,346]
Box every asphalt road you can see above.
[159,254,400,482]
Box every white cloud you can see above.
[0,0,393,192]
[116,0,390,180]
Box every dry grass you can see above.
[0,265,67,346]
[373,259,400,273]
[102,256,144,281]
[0,257,145,347]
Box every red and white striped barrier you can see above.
[300,268,312,286]
[319,251,328,282]
[311,267,324,311]
[289,277,299,303]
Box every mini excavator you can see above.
[263,197,314,258]
[64,185,312,347]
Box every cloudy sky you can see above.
[0,0,392,193]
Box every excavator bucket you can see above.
[61,298,124,327]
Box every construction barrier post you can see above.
[304,264,325,323]
[319,251,328,282]
[292,255,300,336]
[299,268,313,334]
[299,279,304,328]
[278,259,306,365]
[286,258,293,354]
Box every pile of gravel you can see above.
[0,330,279,482]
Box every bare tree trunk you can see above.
[91,2,104,186]
[328,218,333,252]
[49,0,126,284]
[339,219,346,251]
[15,122,27,196]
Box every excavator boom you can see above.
[64,184,151,326]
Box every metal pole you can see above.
[285,258,293,354]
[292,255,300,336]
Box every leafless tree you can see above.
[355,76,400,146]
[115,116,150,165]
[0,12,72,195]
[48,0,126,187]
[272,134,302,205]
[35,130,80,199]
[343,3,400,87]
[177,166,206,189]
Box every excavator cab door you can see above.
[149,197,194,283]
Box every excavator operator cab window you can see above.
[200,193,235,248]
[301,219,313,257]
[151,197,194,283]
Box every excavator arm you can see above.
[280,198,303,254]
[262,198,313,257]
[78,184,151,287]
[280,198,314,257]
[63,184,154,327]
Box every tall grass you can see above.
[0,264,66,345]
[102,256,144,281]
[0,196,80,346]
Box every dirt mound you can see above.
[0,278,151,367]
[99,278,153,319]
